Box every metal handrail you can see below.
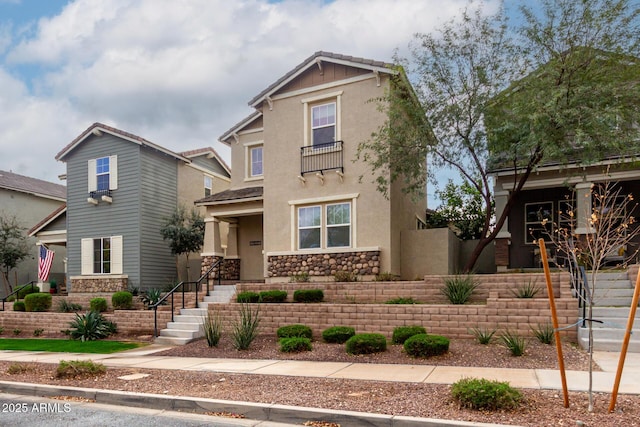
[1,281,38,311]
[149,258,223,337]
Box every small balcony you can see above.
[88,189,113,204]
[300,141,344,175]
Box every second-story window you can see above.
[88,155,118,194]
[204,175,213,197]
[251,146,263,177]
[96,157,110,191]
[311,102,336,146]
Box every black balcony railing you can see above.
[89,189,112,199]
[300,141,343,175]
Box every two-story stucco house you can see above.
[0,170,66,295]
[196,52,427,282]
[31,123,230,293]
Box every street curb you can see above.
[0,380,519,427]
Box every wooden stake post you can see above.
[608,266,640,412]
[539,239,570,408]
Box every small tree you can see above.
[548,179,640,412]
[160,205,205,282]
[0,214,30,295]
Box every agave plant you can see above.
[69,311,117,341]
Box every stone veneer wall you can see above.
[70,276,128,293]
[201,256,240,281]
[267,250,380,278]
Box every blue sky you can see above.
[0,0,503,207]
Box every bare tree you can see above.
[548,179,640,412]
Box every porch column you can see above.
[575,182,593,235]
[494,190,511,272]
[226,220,239,258]
[203,216,224,256]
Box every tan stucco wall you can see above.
[228,129,264,190]
[401,228,460,277]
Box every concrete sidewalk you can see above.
[1,347,640,427]
[0,346,639,395]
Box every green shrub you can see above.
[231,302,260,350]
[56,360,106,379]
[89,298,108,312]
[385,297,420,304]
[13,301,25,311]
[469,327,496,345]
[293,289,324,303]
[451,378,522,410]
[13,329,21,336]
[202,310,222,347]
[259,290,287,303]
[236,291,260,303]
[17,284,39,299]
[24,292,52,312]
[441,275,479,304]
[57,299,83,313]
[279,337,312,353]
[277,324,312,339]
[322,326,356,344]
[345,333,387,355]
[111,291,133,310]
[334,270,358,282]
[404,334,450,357]
[531,323,555,345]
[392,325,426,344]
[499,330,526,356]
[69,311,117,341]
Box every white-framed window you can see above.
[297,202,352,249]
[88,155,118,192]
[326,203,350,247]
[250,146,263,177]
[524,202,553,243]
[81,236,123,275]
[204,175,213,197]
[311,102,336,146]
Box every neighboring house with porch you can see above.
[196,51,429,282]
[491,158,640,270]
[30,123,230,293]
[0,170,66,295]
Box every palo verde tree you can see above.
[160,205,205,282]
[358,0,640,272]
[0,213,30,295]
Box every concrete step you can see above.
[154,336,196,346]
[165,321,202,332]
[593,279,632,290]
[585,317,640,329]
[578,327,640,352]
[593,288,634,298]
[591,306,639,317]
[592,296,636,307]
[592,272,629,280]
[159,329,202,338]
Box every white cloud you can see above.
[0,0,494,186]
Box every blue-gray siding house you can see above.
[49,123,230,293]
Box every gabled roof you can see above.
[219,111,263,145]
[28,204,66,237]
[180,147,231,176]
[195,186,263,205]
[0,170,66,201]
[248,51,397,109]
[55,122,191,163]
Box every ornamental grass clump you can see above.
[451,377,522,410]
[531,323,555,345]
[276,324,312,339]
[511,280,541,298]
[202,310,222,347]
[56,360,106,379]
[345,333,387,355]
[322,326,355,344]
[441,274,479,304]
[57,299,83,313]
[499,330,526,356]
[469,327,496,345]
[231,302,260,350]
[404,334,450,358]
[392,325,426,344]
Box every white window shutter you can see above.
[88,159,97,192]
[111,235,123,274]
[109,155,118,190]
[81,238,93,275]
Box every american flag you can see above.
[38,246,54,282]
